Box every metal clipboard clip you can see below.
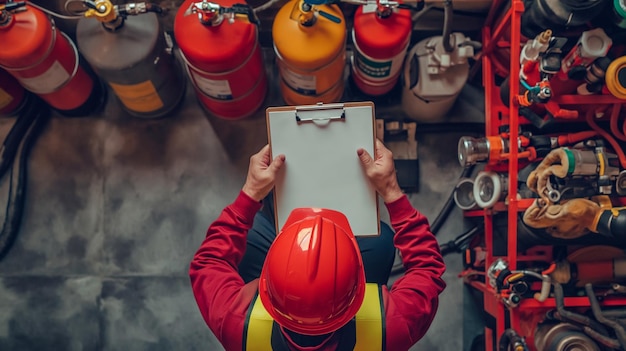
[295,103,345,127]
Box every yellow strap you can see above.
[245,283,384,351]
[354,283,384,351]
[245,296,274,351]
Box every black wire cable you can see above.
[391,164,475,274]
[0,98,50,261]
[0,103,40,177]
[442,0,454,53]
[439,224,482,256]
[430,164,475,235]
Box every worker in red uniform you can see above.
[190,140,446,351]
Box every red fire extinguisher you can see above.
[174,0,267,120]
[351,1,412,96]
[0,67,26,117]
[0,2,102,116]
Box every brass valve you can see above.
[84,0,117,23]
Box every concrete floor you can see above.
[0,49,486,350]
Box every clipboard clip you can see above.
[295,103,345,126]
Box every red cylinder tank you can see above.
[174,0,267,119]
[352,4,412,96]
[0,4,100,116]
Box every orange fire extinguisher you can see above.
[174,0,267,120]
[0,2,103,116]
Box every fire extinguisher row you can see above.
[2,0,479,121]
[0,0,186,119]
[179,0,480,121]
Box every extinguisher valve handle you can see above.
[220,4,259,25]
[0,1,26,12]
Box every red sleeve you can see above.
[383,195,447,351]
[189,191,263,351]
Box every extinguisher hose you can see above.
[0,97,41,177]
[145,3,164,14]
[442,0,454,53]
[0,100,50,261]
[497,328,528,351]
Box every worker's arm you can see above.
[189,145,285,351]
[385,196,446,350]
[358,139,446,350]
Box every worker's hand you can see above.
[358,139,404,203]
[242,145,285,202]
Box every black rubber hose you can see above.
[553,283,610,336]
[585,284,626,350]
[439,225,481,256]
[430,164,475,235]
[442,0,454,53]
[0,98,39,177]
[498,328,528,351]
[545,309,619,349]
[0,100,50,261]
[391,164,475,274]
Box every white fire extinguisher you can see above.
[401,32,478,121]
[351,0,412,96]
[0,1,103,116]
[76,0,186,118]
[174,0,267,119]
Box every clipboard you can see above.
[266,102,380,237]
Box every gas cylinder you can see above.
[273,0,346,105]
[174,0,267,120]
[77,1,185,118]
[0,2,102,116]
[351,2,411,96]
[0,68,26,117]
[401,32,477,122]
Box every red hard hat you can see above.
[258,208,366,335]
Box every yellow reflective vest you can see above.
[243,283,384,351]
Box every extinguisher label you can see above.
[0,88,13,110]
[18,61,70,94]
[191,72,233,100]
[354,48,404,81]
[281,68,317,95]
[361,3,378,13]
[109,80,164,113]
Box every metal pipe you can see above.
[545,309,619,349]
[582,326,621,350]
[553,283,609,335]
[585,283,626,350]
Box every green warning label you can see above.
[355,51,392,78]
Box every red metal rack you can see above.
[475,1,626,350]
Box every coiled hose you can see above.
[0,97,50,261]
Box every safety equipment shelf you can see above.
[469,0,626,350]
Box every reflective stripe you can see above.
[244,283,383,351]
[245,296,274,351]
[354,284,384,351]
